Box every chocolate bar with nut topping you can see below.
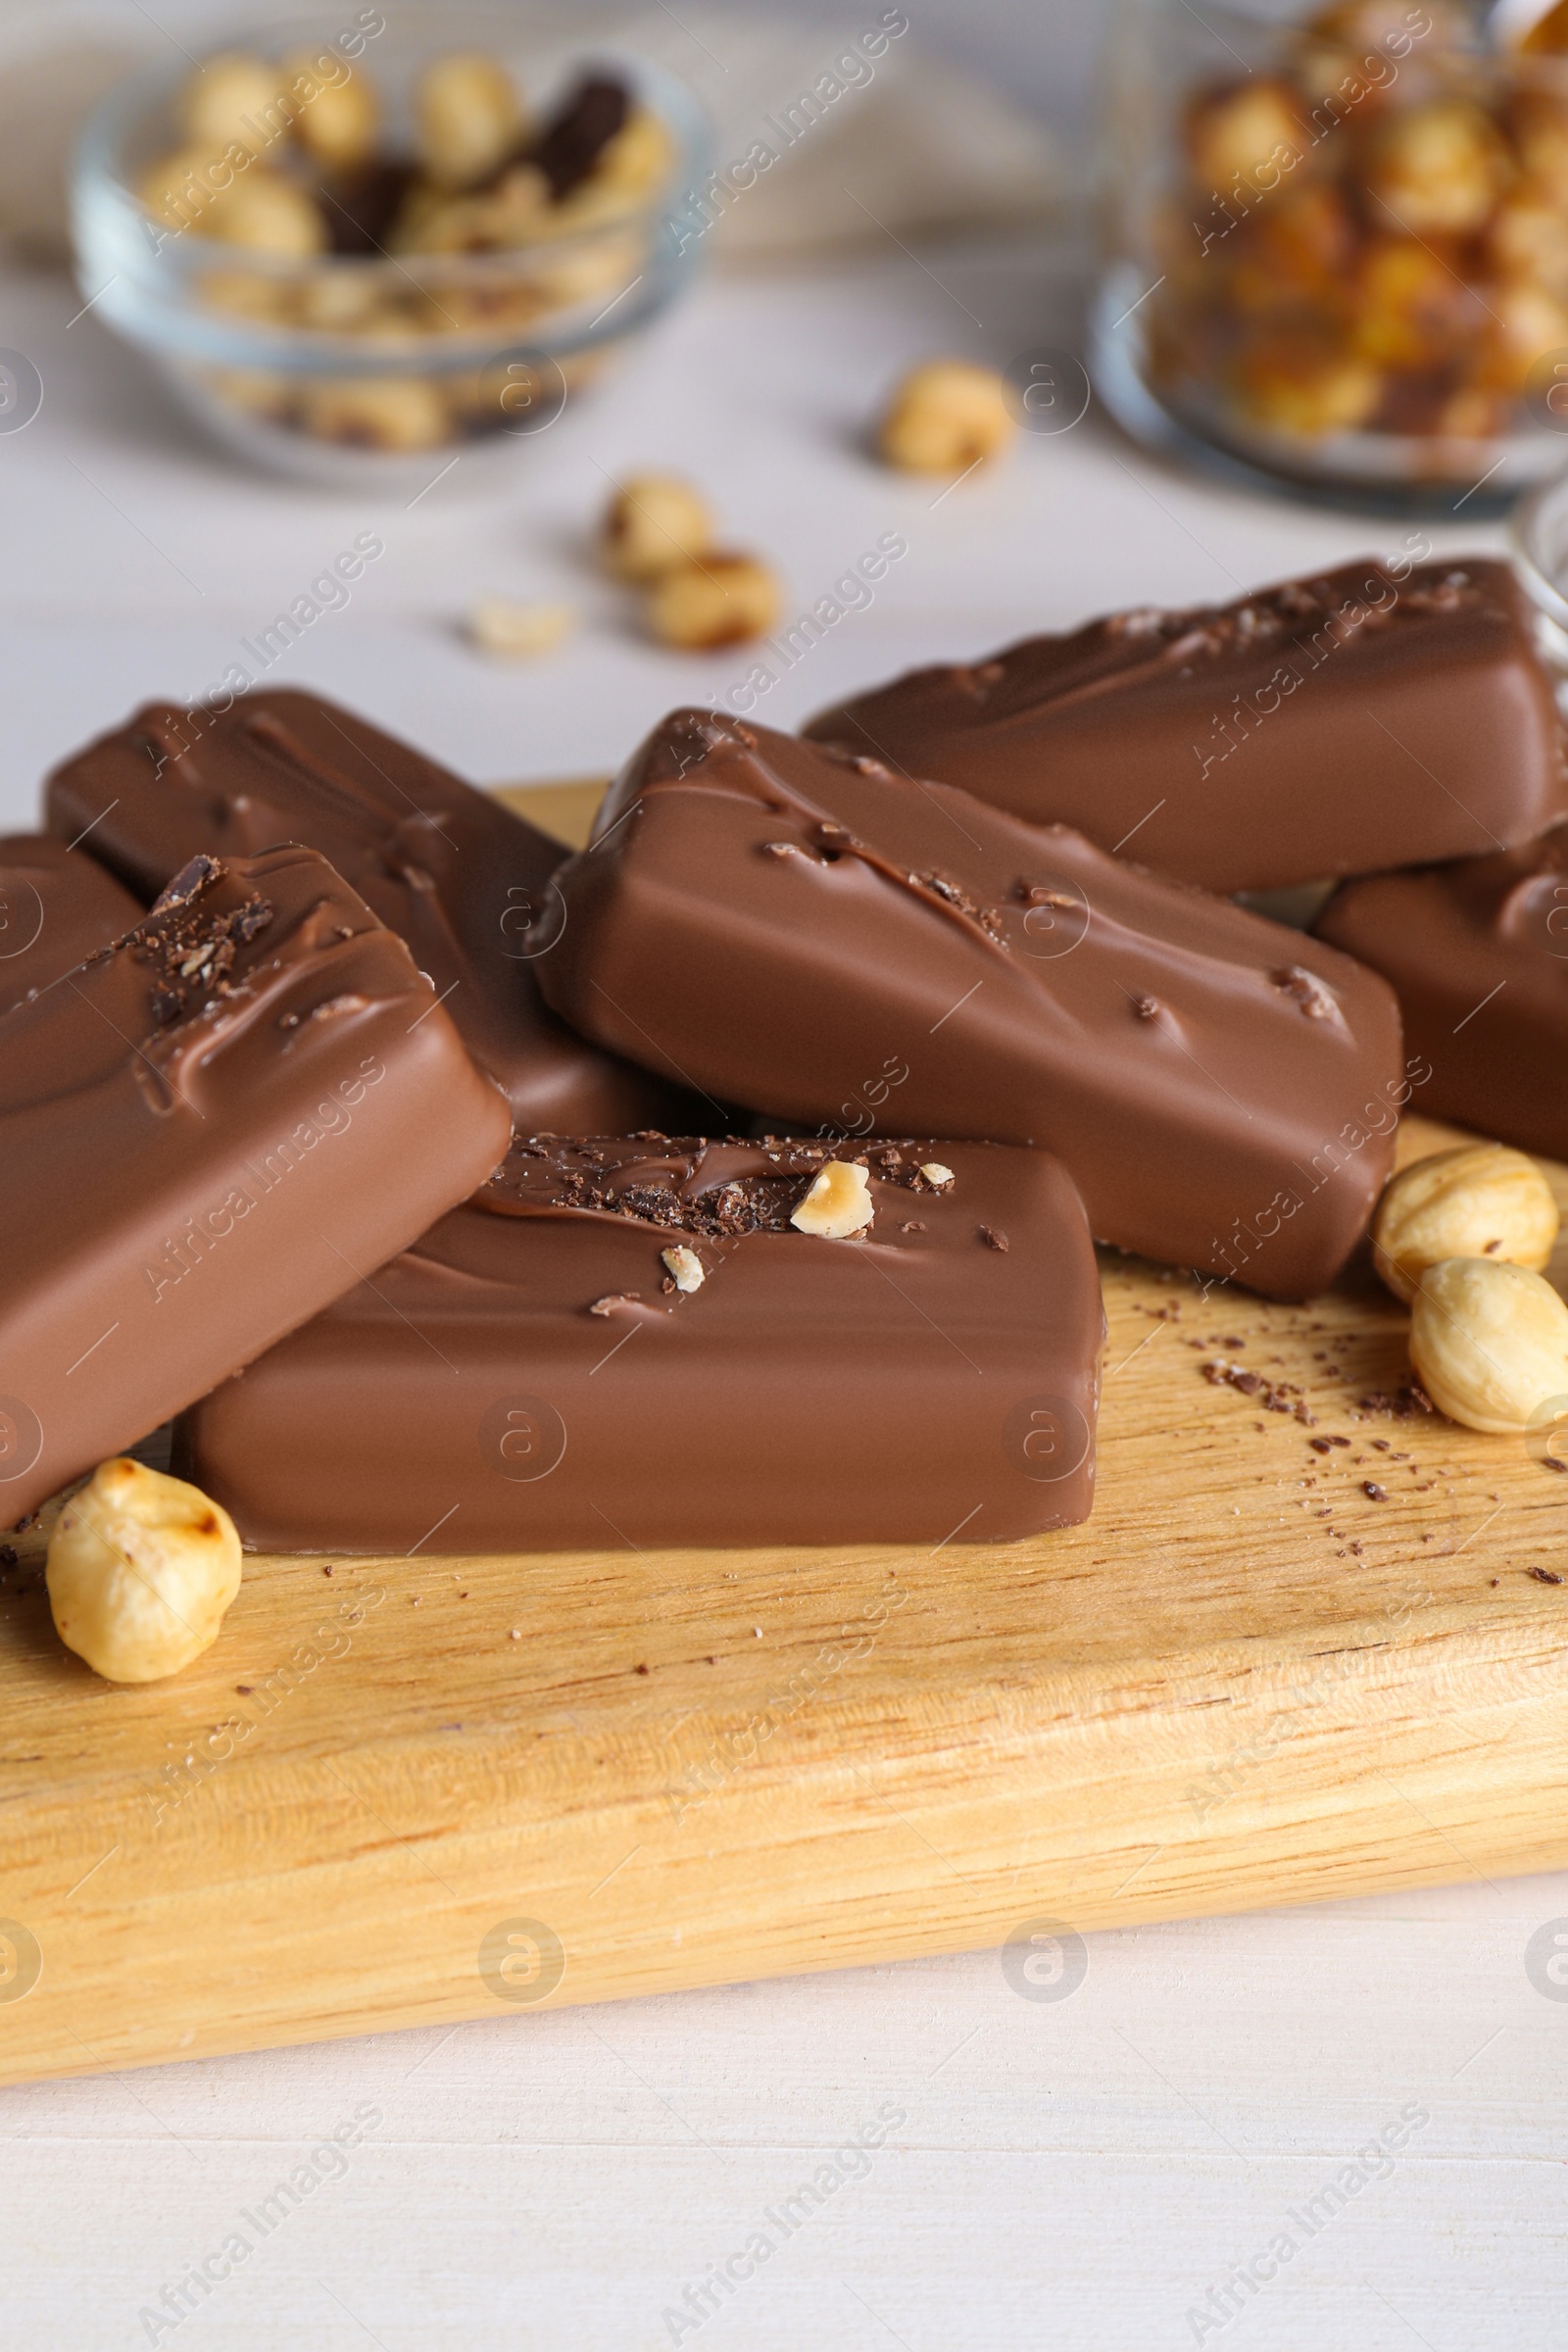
[45,687,698,1135]
[1316,828,1568,1160]
[0,834,141,1019]
[175,1135,1103,1550]
[804,559,1566,893]
[0,845,513,1522]
[534,710,1410,1299]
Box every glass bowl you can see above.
[71,3,711,486]
[1093,0,1568,514]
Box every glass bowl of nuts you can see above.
[1093,0,1568,511]
[71,3,710,484]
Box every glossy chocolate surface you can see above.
[45,688,691,1134]
[0,846,513,1522]
[177,1136,1104,1551]
[805,560,1566,893]
[1316,829,1568,1159]
[537,711,1409,1299]
[0,834,141,1019]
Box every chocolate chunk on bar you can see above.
[175,1136,1103,1551]
[0,846,512,1521]
[805,559,1566,893]
[45,688,693,1134]
[0,834,141,1018]
[536,711,1409,1299]
[1316,829,1568,1159]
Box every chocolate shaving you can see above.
[1357,1383,1436,1419]
[1202,1357,1316,1425]
[528,74,631,199]
[1529,1566,1564,1584]
[980,1225,1009,1251]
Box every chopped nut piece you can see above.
[46,1458,241,1684]
[980,1225,1009,1251]
[645,553,780,651]
[1410,1256,1568,1434]
[790,1159,874,1239]
[415,52,525,190]
[468,599,576,660]
[1373,1145,1559,1305]
[877,360,1015,475]
[602,474,713,581]
[919,1161,956,1188]
[662,1244,706,1293]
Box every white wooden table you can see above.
[2,228,1565,2351]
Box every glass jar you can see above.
[1093,0,1568,510]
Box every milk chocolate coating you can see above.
[0,845,513,1522]
[45,688,693,1135]
[176,1136,1103,1551]
[536,711,1408,1300]
[0,834,141,1018]
[1316,829,1568,1158]
[805,559,1566,893]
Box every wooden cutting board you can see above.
[1,781,1566,2089]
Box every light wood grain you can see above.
[2,781,1566,2089]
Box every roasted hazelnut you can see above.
[603,473,714,581]
[791,1161,875,1239]
[179,52,283,156]
[877,360,1015,475]
[285,50,379,172]
[1230,331,1381,436]
[645,553,780,650]
[210,169,327,257]
[1349,237,1478,368]
[1373,1144,1559,1305]
[1410,1257,1568,1435]
[47,1458,242,1683]
[1363,101,1510,237]
[415,52,524,191]
[1184,78,1309,194]
[299,374,451,451]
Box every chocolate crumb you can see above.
[634,1661,650,1674]
[980,1225,1009,1251]
[1529,1566,1564,1585]
[1362,1481,1387,1500]
[0,1544,16,1568]
[235,1684,253,1694]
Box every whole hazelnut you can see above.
[179,52,284,156]
[1373,1144,1559,1305]
[415,53,525,191]
[1410,1257,1568,1435]
[602,473,714,581]
[645,553,781,650]
[877,360,1015,475]
[210,170,328,257]
[300,375,452,451]
[47,1458,242,1684]
[286,51,380,172]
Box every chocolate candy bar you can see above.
[0,834,141,1019]
[536,711,1409,1299]
[1316,831,1568,1159]
[175,1136,1103,1550]
[805,559,1566,894]
[0,846,512,1522]
[46,688,692,1135]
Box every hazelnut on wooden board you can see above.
[791,1161,874,1239]
[602,474,714,581]
[179,52,284,154]
[286,51,379,171]
[1373,1145,1559,1305]
[645,553,780,650]
[1409,1257,1568,1434]
[415,53,524,190]
[47,1458,242,1683]
[877,361,1015,475]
